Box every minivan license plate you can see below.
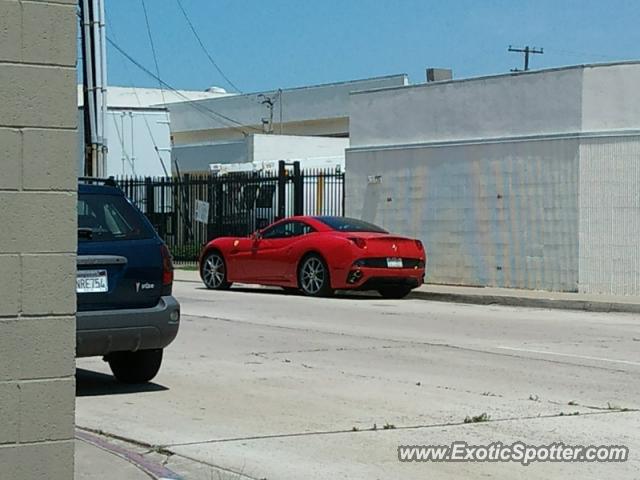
[386,257,403,268]
[77,269,108,293]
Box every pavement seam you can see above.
[182,313,634,373]
[163,408,639,448]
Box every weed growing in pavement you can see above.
[607,402,630,411]
[464,413,490,423]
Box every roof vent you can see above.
[426,68,453,82]
[205,86,227,94]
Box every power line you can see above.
[107,36,261,135]
[112,113,137,175]
[140,0,169,108]
[175,0,242,93]
[508,45,544,71]
[106,16,170,176]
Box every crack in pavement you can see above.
[182,313,635,373]
[250,344,410,356]
[160,408,638,448]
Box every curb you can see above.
[408,290,640,314]
[76,429,182,480]
[173,276,640,314]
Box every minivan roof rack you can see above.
[78,176,118,187]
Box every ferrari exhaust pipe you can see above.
[347,270,363,284]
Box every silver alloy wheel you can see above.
[300,257,325,295]
[203,253,226,289]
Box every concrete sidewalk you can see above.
[174,268,640,313]
[75,429,181,480]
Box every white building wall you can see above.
[172,134,347,174]
[579,136,640,295]
[347,139,579,290]
[581,64,640,132]
[171,140,248,173]
[349,68,584,147]
[347,62,640,295]
[169,75,409,140]
[250,135,348,165]
[78,108,171,177]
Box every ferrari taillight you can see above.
[349,237,367,249]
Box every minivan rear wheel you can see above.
[107,349,163,384]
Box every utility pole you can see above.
[508,45,543,71]
[278,88,283,135]
[80,0,108,177]
[258,94,275,134]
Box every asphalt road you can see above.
[76,281,640,479]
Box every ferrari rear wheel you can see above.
[378,286,412,299]
[202,251,232,290]
[298,254,333,297]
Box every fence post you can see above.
[277,160,286,220]
[293,161,303,216]
[144,177,154,216]
[181,173,192,242]
[206,174,215,242]
[341,171,346,216]
[215,179,223,237]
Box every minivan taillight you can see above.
[161,244,174,295]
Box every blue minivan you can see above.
[77,179,180,383]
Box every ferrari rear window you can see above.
[315,216,388,233]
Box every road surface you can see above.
[76,280,640,479]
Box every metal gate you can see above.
[117,161,344,264]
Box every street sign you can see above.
[194,200,210,224]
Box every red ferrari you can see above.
[199,216,426,298]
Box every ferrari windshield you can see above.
[315,216,387,233]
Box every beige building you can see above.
[0,0,77,477]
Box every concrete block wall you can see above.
[346,139,580,291]
[0,0,77,478]
[579,136,640,295]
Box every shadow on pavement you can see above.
[75,368,168,397]
[194,286,380,301]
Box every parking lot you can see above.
[76,279,640,479]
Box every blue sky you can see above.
[103,0,640,94]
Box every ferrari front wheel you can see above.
[201,251,232,290]
[298,254,333,297]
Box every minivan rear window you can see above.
[78,193,154,242]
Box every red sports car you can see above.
[199,216,426,298]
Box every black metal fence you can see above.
[116,162,344,264]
